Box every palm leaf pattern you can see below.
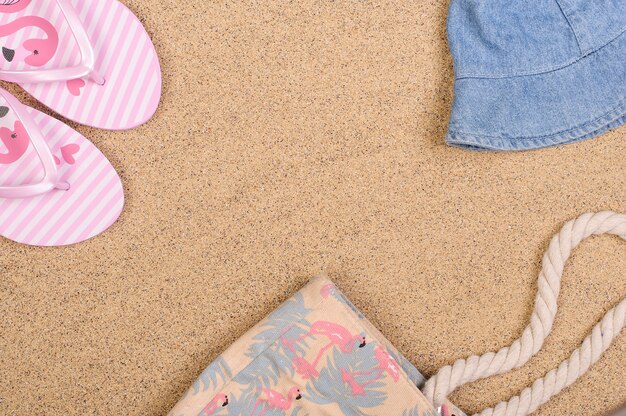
[402,405,438,416]
[215,390,305,416]
[176,280,455,416]
[289,407,306,416]
[234,293,312,392]
[305,341,387,415]
[387,349,426,388]
[246,292,312,357]
[219,391,260,415]
[192,356,232,395]
[233,348,293,393]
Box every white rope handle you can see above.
[422,211,626,416]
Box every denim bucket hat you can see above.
[445,0,626,151]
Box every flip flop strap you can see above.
[0,87,65,199]
[423,211,626,416]
[0,0,104,84]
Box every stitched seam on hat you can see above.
[554,0,583,55]
[455,26,626,80]
[448,98,626,141]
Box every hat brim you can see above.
[446,30,626,151]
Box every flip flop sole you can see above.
[0,107,124,246]
[0,0,161,130]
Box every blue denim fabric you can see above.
[446,0,626,151]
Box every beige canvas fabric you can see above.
[169,274,464,416]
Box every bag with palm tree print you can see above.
[168,273,464,416]
[169,212,626,416]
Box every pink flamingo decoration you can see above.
[53,144,81,166]
[281,321,366,379]
[0,120,30,164]
[253,387,302,415]
[370,345,401,382]
[320,283,336,298]
[0,0,31,14]
[340,346,401,395]
[341,368,365,396]
[0,15,58,66]
[290,356,319,379]
[199,393,228,415]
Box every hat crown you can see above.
[448,0,626,78]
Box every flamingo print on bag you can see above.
[320,283,336,298]
[341,368,366,396]
[0,120,29,164]
[282,320,366,379]
[253,387,302,415]
[289,355,319,379]
[199,393,229,415]
[0,14,58,66]
[340,346,401,396]
[370,345,401,382]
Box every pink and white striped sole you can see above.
[0,0,161,130]
[0,104,124,246]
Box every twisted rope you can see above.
[422,211,626,416]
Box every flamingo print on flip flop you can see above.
[341,346,401,396]
[0,120,29,164]
[253,387,302,416]
[199,393,229,416]
[0,0,31,14]
[66,78,86,96]
[0,13,58,67]
[281,321,367,379]
[0,118,81,167]
[0,1,88,97]
[53,143,80,166]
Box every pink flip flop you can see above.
[0,0,161,130]
[0,86,124,246]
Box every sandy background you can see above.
[1,1,625,415]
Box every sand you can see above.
[0,1,624,415]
